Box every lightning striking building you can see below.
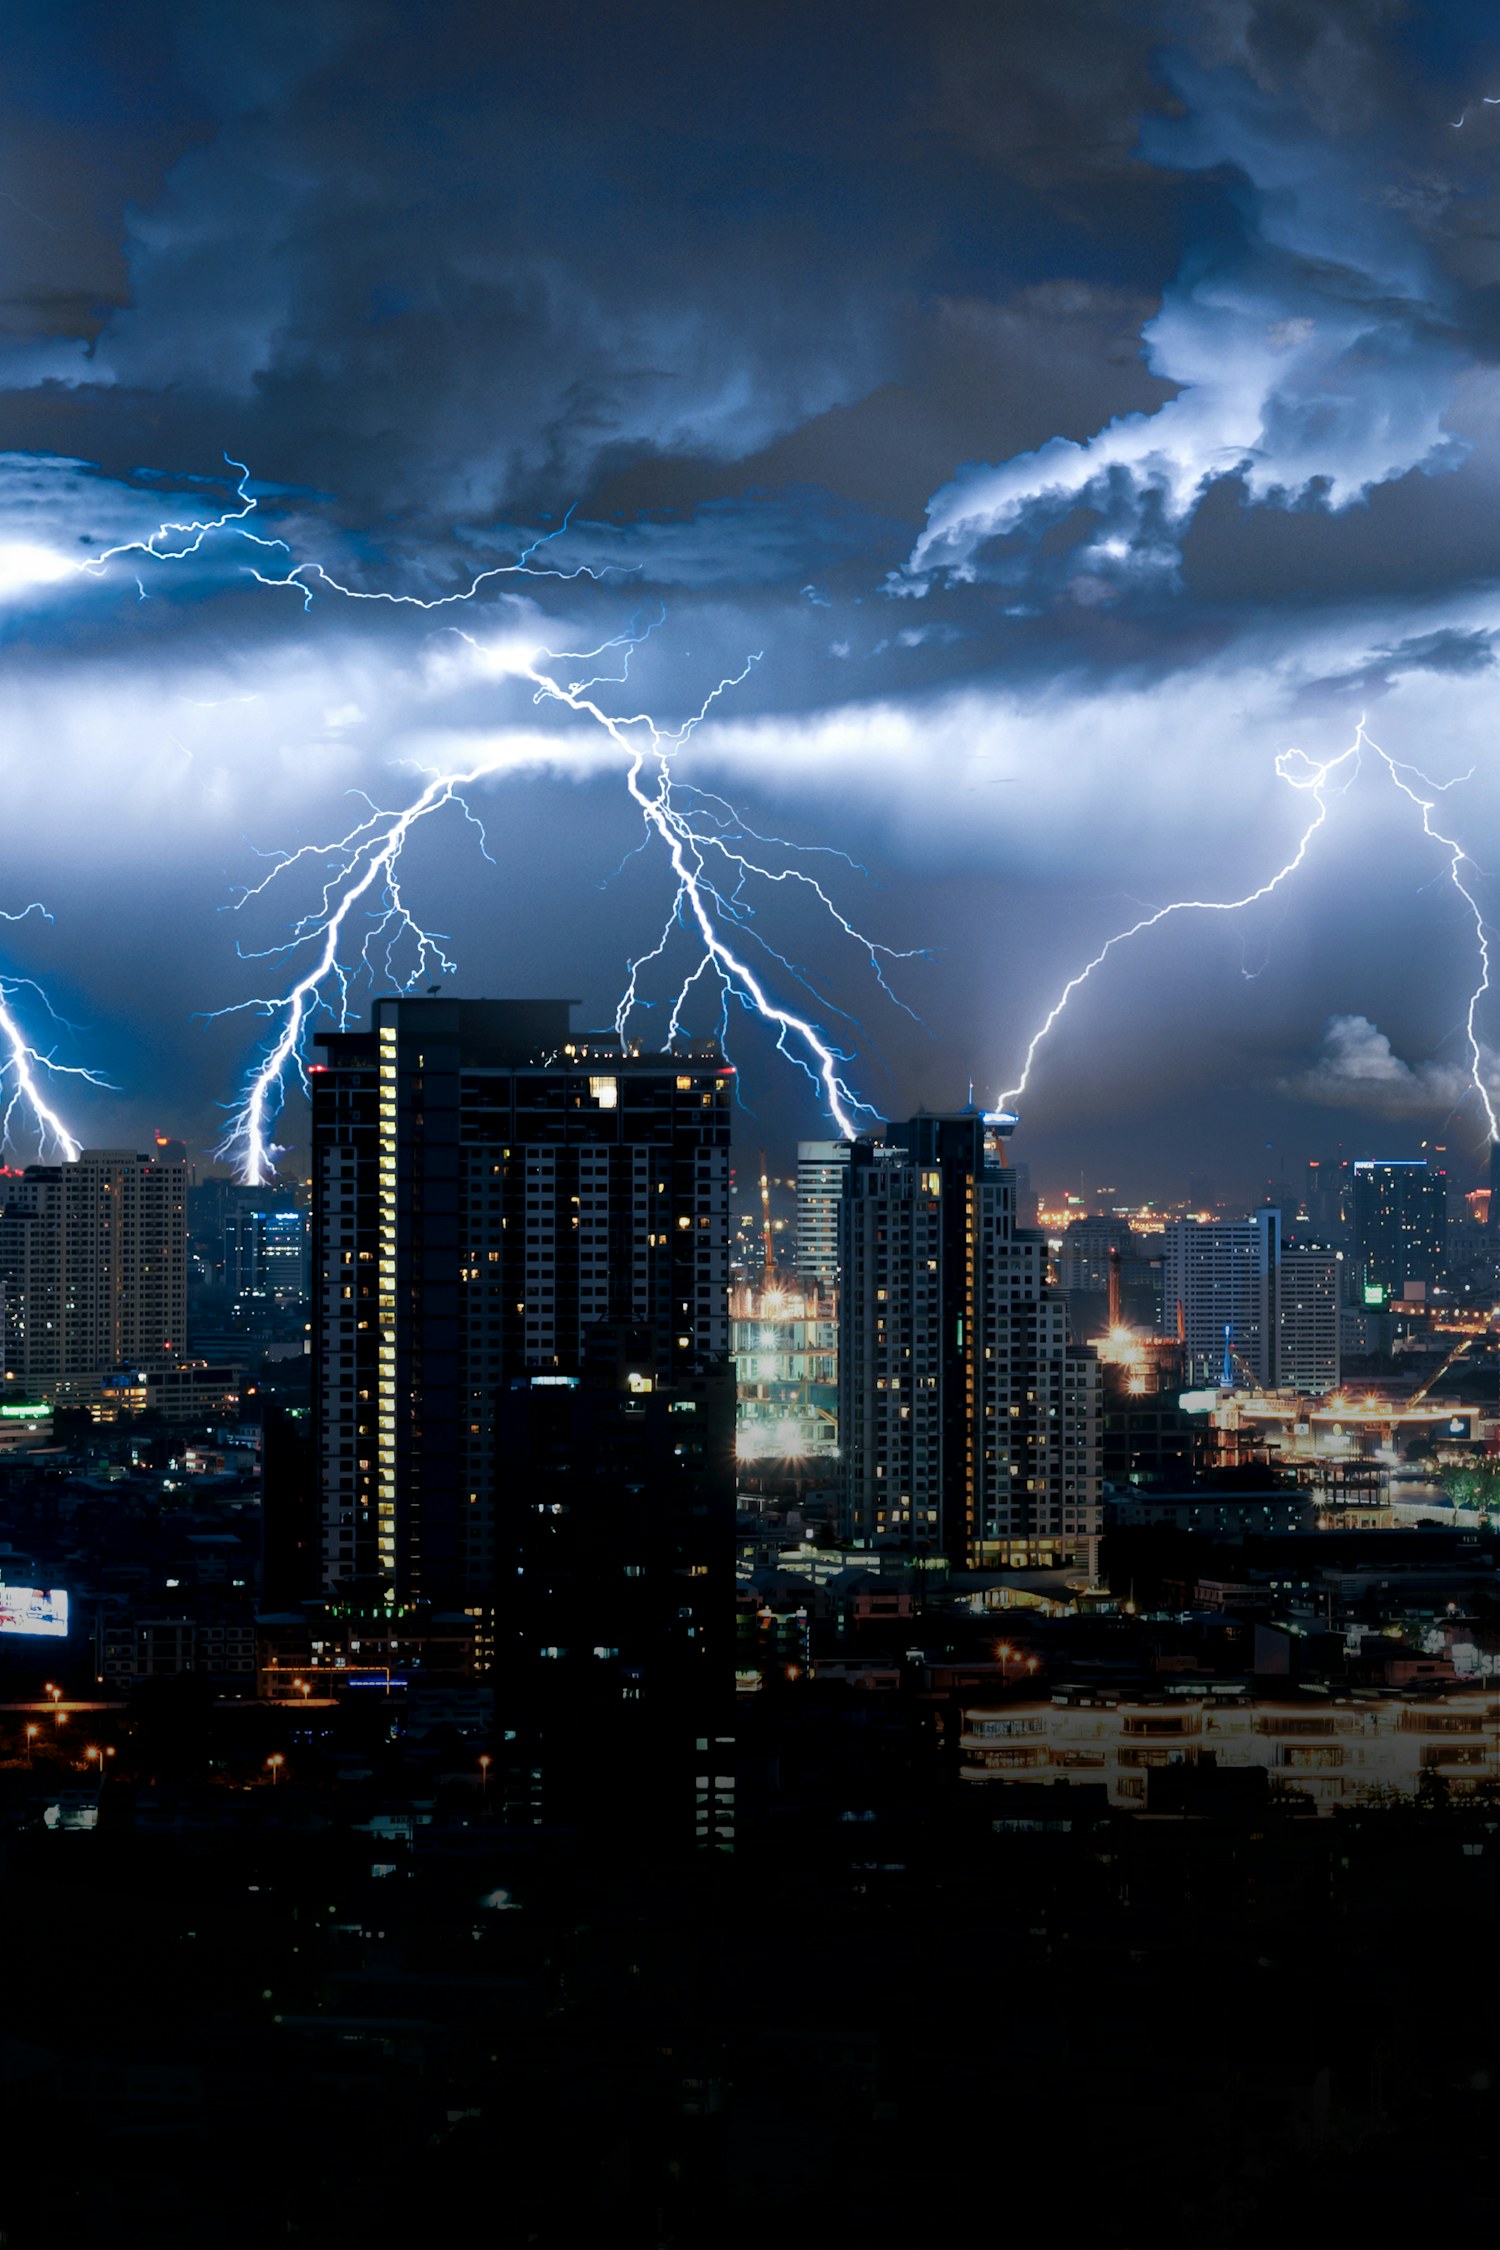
[0,1145,189,1396]
[838,1112,1101,1574]
[309,998,733,1608]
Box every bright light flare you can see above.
[0,544,73,599]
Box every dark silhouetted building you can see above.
[839,1111,1101,1572]
[309,997,733,1609]
[495,1319,736,1851]
[260,1400,320,1607]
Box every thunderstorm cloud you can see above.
[1277,1014,1485,1120]
[1,0,1500,1193]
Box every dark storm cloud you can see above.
[1301,624,1498,701]
[2,0,1500,1187]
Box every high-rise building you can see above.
[309,997,733,1606]
[795,1139,850,1286]
[225,1201,308,1307]
[731,1272,838,1475]
[1352,1158,1447,1298]
[1277,1245,1342,1395]
[1161,1211,1280,1389]
[1055,1216,1136,1295]
[0,1146,188,1395]
[494,1318,735,1852]
[838,1112,1101,1572]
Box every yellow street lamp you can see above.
[266,1754,285,1787]
[478,1753,492,1801]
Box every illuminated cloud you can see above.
[905,59,1465,596]
[1277,1014,1485,1119]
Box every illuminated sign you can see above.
[0,1585,67,1637]
[0,1401,47,1419]
[1363,1284,1386,1307]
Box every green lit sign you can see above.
[0,1402,47,1419]
[1363,1284,1386,1307]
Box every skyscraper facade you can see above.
[309,997,733,1606]
[795,1139,850,1286]
[1277,1246,1342,1395]
[1161,1211,1280,1389]
[0,1145,188,1395]
[1352,1158,1447,1297]
[839,1112,1101,1572]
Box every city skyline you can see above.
[2,8,1500,1184]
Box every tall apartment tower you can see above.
[839,1112,1101,1573]
[795,1139,850,1286]
[0,1145,188,1394]
[309,997,733,1605]
[1161,1211,1280,1389]
[1277,1246,1342,1395]
[1352,1158,1447,1297]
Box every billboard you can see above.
[0,1585,68,1638]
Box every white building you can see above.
[1161,1210,1280,1388]
[1277,1246,1342,1395]
[960,1684,1500,1808]
[0,1146,188,1395]
[795,1140,850,1287]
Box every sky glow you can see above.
[2,3,1500,1195]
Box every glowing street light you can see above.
[478,1754,492,1801]
[266,1754,285,1787]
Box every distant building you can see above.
[1097,1343,1194,1490]
[0,1146,188,1396]
[1056,1216,1135,1294]
[225,1201,308,1306]
[959,1683,1500,1808]
[1352,1158,1447,1298]
[839,1112,1101,1573]
[795,1140,849,1287]
[1277,1245,1341,1394]
[732,1273,838,1471]
[1161,1211,1280,1388]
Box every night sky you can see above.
[4,0,1500,1200]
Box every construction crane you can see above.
[759,1149,776,1286]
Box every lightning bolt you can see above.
[215,623,913,1181]
[40,458,1495,1183]
[1000,719,1498,1142]
[1367,728,1498,1142]
[0,464,644,1163]
[0,459,290,1159]
[0,905,111,1162]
